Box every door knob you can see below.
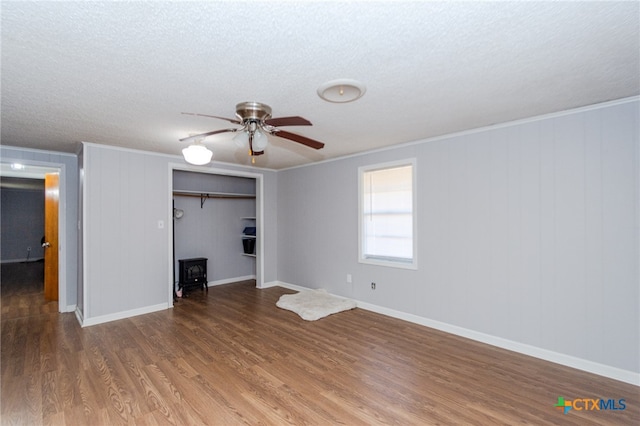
[42,242,50,248]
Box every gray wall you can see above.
[80,143,278,323]
[277,99,639,375]
[0,179,44,262]
[82,145,169,320]
[0,146,79,310]
[173,170,256,286]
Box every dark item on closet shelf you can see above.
[243,227,256,236]
[242,238,256,254]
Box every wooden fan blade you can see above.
[273,130,325,149]
[264,116,312,127]
[181,112,241,125]
[179,128,236,142]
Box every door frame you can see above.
[0,158,67,311]
[167,163,264,307]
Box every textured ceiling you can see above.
[2,1,638,170]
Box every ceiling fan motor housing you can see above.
[235,102,272,123]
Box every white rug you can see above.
[276,289,357,321]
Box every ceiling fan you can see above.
[180,102,325,165]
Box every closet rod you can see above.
[172,191,256,208]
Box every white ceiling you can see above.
[2,1,638,170]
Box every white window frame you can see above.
[358,158,417,270]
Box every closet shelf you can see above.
[173,190,256,207]
[173,190,255,199]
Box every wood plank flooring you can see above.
[1,261,638,425]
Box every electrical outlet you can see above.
[371,282,376,290]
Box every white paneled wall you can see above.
[83,146,170,321]
[277,99,639,381]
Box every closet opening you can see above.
[168,166,263,306]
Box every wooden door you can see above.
[43,173,59,301]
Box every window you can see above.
[359,159,417,269]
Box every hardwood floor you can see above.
[1,262,638,425]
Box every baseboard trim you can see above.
[63,304,77,313]
[357,300,639,386]
[80,303,169,327]
[208,275,256,287]
[0,258,44,264]
[263,280,304,290]
[272,281,639,386]
[75,306,84,326]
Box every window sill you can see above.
[359,258,417,270]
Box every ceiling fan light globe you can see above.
[251,128,269,151]
[182,144,213,165]
[233,131,250,148]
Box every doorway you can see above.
[0,161,66,309]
